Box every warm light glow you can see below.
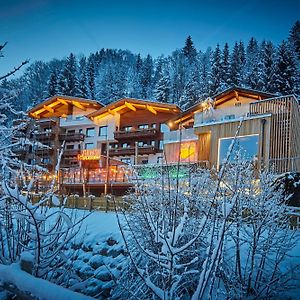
[180,142,196,159]
[78,149,101,161]
[168,121,173,128]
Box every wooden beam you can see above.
[234,90,240,101]
[108,109,115,115]
[43,105,54,113]
[125,101,137,111]
[146,105,157,115]
[57,98,69,106]
[72,101,86,111]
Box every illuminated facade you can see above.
[26,96,181,195]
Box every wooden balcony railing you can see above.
[114,128,160,140]
[63,149,80,157]
[59,133,85,142]
[105,145,159,156]
[33,131,55,140]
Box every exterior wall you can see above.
[194,116,272,169]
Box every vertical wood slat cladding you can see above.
[195,118,271,169]
[249,95,300,173]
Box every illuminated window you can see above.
[121,158,131,164]
[123,126,132,132]
[151,123,157,128]
[85,143,94,150]
[79,128,83,134]
[122,143,130,148]
[138,141,148,147]
[151,141,156,147]
[99,126,108,136]
[138,124,149,129]
[218,134,259,168]
[86,127,95,137]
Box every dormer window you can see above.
[138,124,149,129]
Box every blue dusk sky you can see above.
[1,0,299,76]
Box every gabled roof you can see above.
[28,95,104,119]
[168,86,276,128]
[213,86,275,105]
[88,98,181,119]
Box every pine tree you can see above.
[58,53,79,96]
[87,55,96,99]
[244,37,259,89]
[260,41,277,93]
[140,54,153,99]
[183,35,197,61]
[230,42,242,86]
[47,71,58,97]
[179,70,200,109]
[220,43,230,90]
[77,57,88,98]
[275,40,297,94]
[210,44,222,94]
[154,70,171,103]
[289,20,300,60]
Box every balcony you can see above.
[60,115,94,127]
[194,104,250,127]
[33,131,55,141]
[12,145,30,156]
[36,119,58,127]
[63,149,80,157]
[106,145,159,156]
[59,133,85,142]
[114,128,161,140]
[164,128,198,144]
[34,147,54,156]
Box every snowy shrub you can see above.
[115,159,299,299]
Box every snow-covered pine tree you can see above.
[275,40,297,94]
[260,41,278,93]
[220,43,231,90]
[209,44,222,95]
[154,69,171,103]
[77,56,88,98]
[59,53,79,96]
[289,20,300,60]
[244,37,260,89]
[183,35,197,62]
[87,54,96,99]
[230,42,243,86]
[47,71,58,97]
[140,54,154,99]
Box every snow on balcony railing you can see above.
[194,104,250,127]
[164,128,198,144]
[59,115,94,127]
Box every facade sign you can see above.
[78,149,101,161]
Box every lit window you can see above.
[151,141,156,147]
[85,143,94,150]
[151,123,157,128]
[121,158,131,164]
[138,124,149,129]
[218,134,259,168]
[99,126,108,136]
[123,126,132,132]
[79,128,83,134]
[86,127,95,137]
[122,143,130,148]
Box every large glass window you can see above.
[99,126,108,136]
[218,134,259,168]
[85,143,94,150]
[86,127,95,137]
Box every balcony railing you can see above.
[63,149,80,157]
[59,133,85,142]
[105,145,159,156]
[36,119,57,127]
[33,131,55,140]
[194,104,250,126]
[114,128,160,140]
[164,128,198,144]
[34,147,54,155]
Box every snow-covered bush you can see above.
[115,159,299,299]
